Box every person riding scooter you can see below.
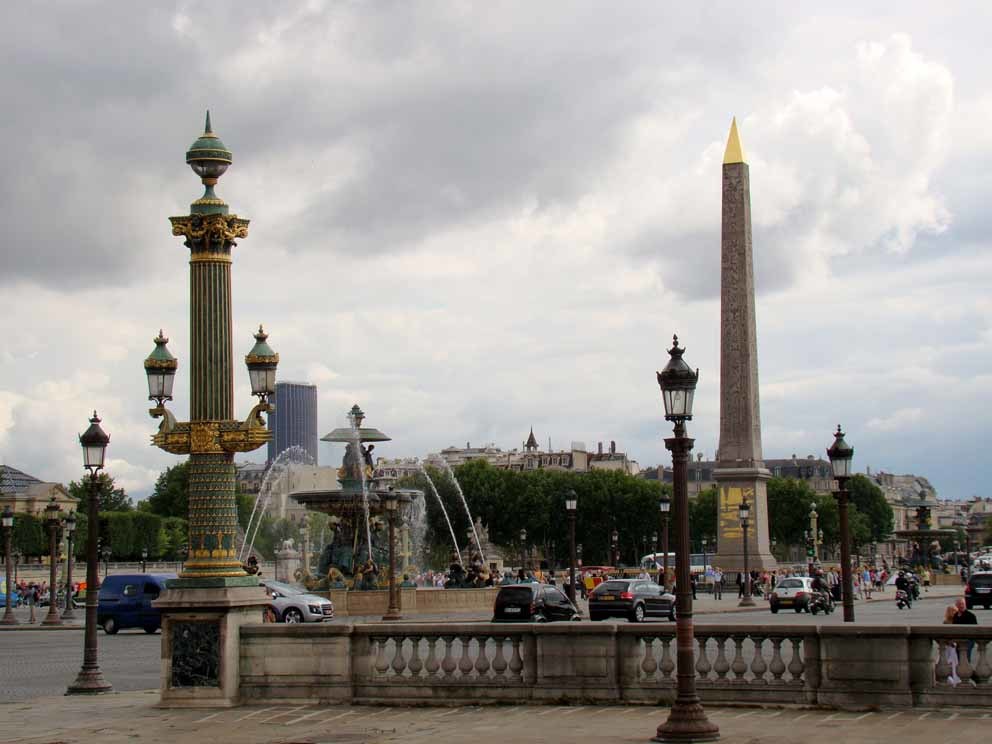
[895,570,912,608]
[811,569,831,608]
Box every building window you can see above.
[774,467,781,476]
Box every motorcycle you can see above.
[808,591,835,615]
[895,588,911,610]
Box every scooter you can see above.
[895,588,911,610]
[808,591,835,615]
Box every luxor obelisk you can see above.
[712,119,776,572]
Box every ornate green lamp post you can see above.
[145,113,278,704]
[2,506,16,626]
[827,425,855,623]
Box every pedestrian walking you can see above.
[690,572,697,600]
[942,605,961,685]
[712,568,723,599]
[736,571,744,598]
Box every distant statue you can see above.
[362,444,375,471]
[280,537,296,552]
[355,559,379,590]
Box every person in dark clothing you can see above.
[953,597,978,625]
[690,572,697,600]
[895,571,912,608]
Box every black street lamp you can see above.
[771,537,778,561]
[738,498,754,607]
[566,490,578,602]
[102,546,111,579]
[701,537,708,577]
[610,528,619,568]
[382,494,401,621]
[2,506,16,626]
[42,496,63,626]
[660,497,671,590]
[68,411,113,693]
[141,547,148,574]
[62,511,77,621]
[654,335,719,742]
[827,425,855,623]
[519,528,527,572]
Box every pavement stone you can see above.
[1,693,991,744]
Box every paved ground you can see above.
[1,693,991,743]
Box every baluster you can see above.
[391,635,407,676]
[730,635,747,682]
[957,639,974,685]
[660,637,675,681]
[934,640,952,683]
[408,635,424,678]
[475,635,492,677]
[509,636,524,681]
[459,636,476,677]
[492,636,508,678]
[441,636,458,678]
[373,637,390,676]
[425,636,441,677]
[769,637,786,683]
[641,637,658,680]
[974,640,991,684]
[749,635,768,683]
[695,635,712,681]
[787,638,805,684]
[712,636,730,683]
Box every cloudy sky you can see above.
[1,3,989,501]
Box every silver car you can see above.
[262,580,335,623]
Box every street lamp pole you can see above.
[42,497,63,626]
[2,507,16,626]
[68,411,113,693]
[809,505,819,565]
[382,494,401,621]
[610,528,619,570]
[654,335,719,742]
[738,498,754,607]
[566,490,577,602]
[62,511,77,621]
[827,425,856,623]
[660,497,671,591]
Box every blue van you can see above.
[97,573,176,634]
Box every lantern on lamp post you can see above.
[659,497,671,590]
[654,335,718,742]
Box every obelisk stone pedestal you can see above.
[712,118,776,573]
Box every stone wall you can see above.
[317,587,498,617]
[240,622,992,709]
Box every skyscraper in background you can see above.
[267,381,319,464]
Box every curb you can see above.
[0,623,84,631]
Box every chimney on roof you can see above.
[598,442,603,455]
[610,440,616,455]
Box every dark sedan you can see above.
[492,583,581,622]
[588,579,675,622]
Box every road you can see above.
[0,590,976,702]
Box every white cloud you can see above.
[866,408,924,433]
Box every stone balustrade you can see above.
[238,622,992,709]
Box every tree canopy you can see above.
[140,462,189,518]
[68,472,131,512]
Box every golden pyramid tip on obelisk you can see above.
[723,117,747,165]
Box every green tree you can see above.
[845,474,894,543]
[141,462,189,518]
[767,477,819,546]
[688,487,718,547]
[12,514,45,557]
[68,473,132,512]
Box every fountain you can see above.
[440,460,486,565]
[290,404,419,589]
[418,463,462,563]
[893,494,955,569]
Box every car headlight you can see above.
[308,605,321,614]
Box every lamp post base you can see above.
[41,611,63,627]
[382,609,402,621]
[66,669,113,695]
[738,596,756,607]
[654,700,720,742]
[1,609,17,626]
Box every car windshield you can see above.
[498,586,535,601]
[595,581,630,593]
[265,581,303,596]
[777,579,804,589]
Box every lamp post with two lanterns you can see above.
[654,335,719,742]
[2,506,16,626]
[67,411,113,694]
[41,497,63,626]
[62,511,77,621]
[659,497,671,590]
[827,425,856,623]
[566,490,577,602]
[738,498,754,607]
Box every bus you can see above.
[640,552,711,576]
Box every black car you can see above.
[965,571,992,610]
[492,583,581,622]
[588,579,675,622]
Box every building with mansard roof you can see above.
[0,465,77,517]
